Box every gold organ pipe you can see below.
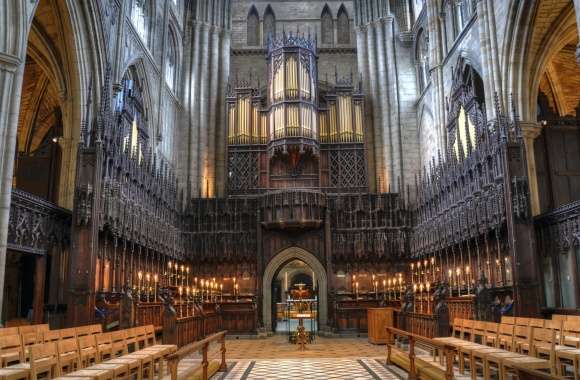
[228,104,235,144]
[252,106,259,144]
[261,113,267,143]
[355,103,363,142]
[330,103,337,143]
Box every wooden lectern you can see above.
[367,307,394,344]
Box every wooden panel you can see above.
[367,307,394,344]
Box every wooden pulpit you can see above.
[367,307,394,344]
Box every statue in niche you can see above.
[433,282,450,337]
[161,288,177,345]
[401,286,415,313]
[474,275,492,321]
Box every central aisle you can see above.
[214,335,402,379]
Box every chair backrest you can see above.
[545,319,563,331]
[58,328,77,341]
[566,316,580,323]
[43,330,60,343]
[514,325,531,343]
[29,342,58,367]
[498,323,515,347]
[461,319,474,339]
[531,327,556,356]
[144,325,156,346]
[18,325,43,346]
[501,316,515,325]
[0,327,20,337]
[515,317,530,326]
[57,338,80,360]
[563,320,580,335]
[88,324,103,335]
[134,326,148,349]
[124,328,137,347]
[77,334,97,352]
[110,330,128,357]
[74,326,91,337]
[0,334,24,364]
[529,318,545,329]
[472,321,486,343]
[96,332,112,351]
[551,314,567,322]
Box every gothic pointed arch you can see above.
[165,27,178,92]
[337,4,350,44]
[263,5,276,46]
[321,4,333,45]
[247,5,260,46]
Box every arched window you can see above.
[415,29,430,93]
[443,0,457,51]
[247,6,260,46]
[131,0,151,45]
[321,5,333,45]
[165,30,177,91]
[337,5,350,44]
[263,5,275,46]
[120,67,148,164]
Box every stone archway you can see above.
[262,247,328,332]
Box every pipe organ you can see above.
[227,33,368,193]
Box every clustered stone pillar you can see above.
[521,122,543,216]
[355,1,403,191]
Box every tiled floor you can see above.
[221,359,399,379]
[225,335,387,360]
[209,335,401,379]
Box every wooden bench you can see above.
[166,331,227,380]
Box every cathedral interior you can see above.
[0,0,579,379]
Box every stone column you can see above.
[376,20,392,191]
[355,26,377,191]
[32,255,47,324]
[199,24,211,197]
[190,22,203,198]
[521,122,543,216]
[574,0,580,63]
[0,56,26,323]
[366,24,386,191]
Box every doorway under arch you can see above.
[262,247,328,332]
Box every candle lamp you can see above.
[413,283,417,313]
[167,261,172,286]
[145,273,151,300]
[426,282,431,313]
[411,263,414,283]
[186,267,190,288]
[153,274,158,301]
[220,283,223,303]
[355,282,359,300]
[465,266,471,294]
[382,279,387,300]
[138,271,143,297]
[419,283,424,313]
[374,280,378,300]
[456,267,462,295]
[178,286,183,317]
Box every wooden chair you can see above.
[471,321,486,344]
[9,342,60,380]
[0,335,23,367]
[529,318,545,329]
[470,346,508,380]
[43,331,61,343]
[133,327,148,351]
[513,325,532,354]
[461,319,474,341]
[105,357,142,380]
[497,323,514,350]
[452,318,464,338]
[562,320,580,348]
[502,355,552,379]
[123,328,137,353]
[555,348,580,379]
[109,331,127,358]
[0,329,20,338]
[73,326,91,338]
[58,329,77,342]
[144,326,156,347]
[531,326,574,375]
[83,363,129,380]
[57,339,81,375]
[515,317,530,327]
[484,350,528,380]
[483,322,499,347]
[61,369,113,380]
[500,316,515,325]
[0,368,28,380]
[88,325,102,336]
[95,333,112,362]
[77,335,99,368]
[552,315,568,322]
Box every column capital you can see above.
[519,121,542,140]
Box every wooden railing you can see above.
[386,327,455,380]
[447,296,474,321]
[175,315,205,348]
[220,302,257,334]
[394,310,437,338]
[167,331,227,380]
[136,302,163,329]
